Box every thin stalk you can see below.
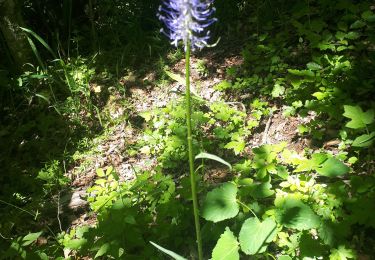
[185,43,203,260]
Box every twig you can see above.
[57,191,62,232]
[262,113,273,145]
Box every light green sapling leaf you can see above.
[239,217,277,255]
[201,182,239,222]
[316,158,350,177]
[212,227,239,260]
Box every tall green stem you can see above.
[185,43,203,260]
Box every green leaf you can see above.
[248,182,274,199]
[150,242,187,260]
[196,152,232,170]
[307,62,322,70]
[316,158,350,177]
[276,198,320,230]
[330,245,356,260]
[95,243,110,258]
[278,256,292,260]
[239,217,277,255]
[272,84,285,97]
[362,11,375,23]
[202,183,239,222]
[288,69,315,78]
[22,231,43,246]
[345,31,360,40]
[164,70,185,85]
[20,27,57,58]
[343,105,374,129]
[350,20,366,29]
[64,238,87,250]
[224,140,246,155]
[212,227,239,260]
[352,132,375,147]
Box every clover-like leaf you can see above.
[316,158,350,177]
[343,105,374,129]
[239,217,277,255]
[276,198,320,230]
[201,183,239,222]
[212,227,239,260]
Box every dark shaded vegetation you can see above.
[0,0,375,259]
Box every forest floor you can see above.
[62,49,335,233]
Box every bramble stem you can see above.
[185,43,203,260]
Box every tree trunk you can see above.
[0,0,32,69]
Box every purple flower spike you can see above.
[157,0,217,51]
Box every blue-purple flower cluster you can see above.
[157,0,217,51]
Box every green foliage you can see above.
[211,228,239,260]
[239,217,277,255]
[201,183,239,223]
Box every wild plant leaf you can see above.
[316,158,350,177]
[307,62,322,70]
[361,11,375,23]
[239,217,277,255]
[150,242,187,260]
[294,153,327,172]
[350,20,366,29]
[164,70,185,85]
[95,243,110,258]
[224,140,245,155]
[288,69,315,78]
[201,182,239,222]
[278,256,292,260]
[20,27,57,58]
[22,231,43,246]
[352,132,375,147]
[276,198,320,230]
[195,152,232,170]
[329,245,356,260]
[345,31,360,40]
[343,105,374,129]
[248,182,274,199]
[64,238,88,250]
[212,227,239,260]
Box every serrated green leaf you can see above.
[276,198,320,230]
[212,227,239,260]
[330,245,356,260]
[343,105,374,129]
[350,20,366,29]
[22,231,43,246]
[202,183,239,222]
[352,132,375,147]
[345,32,360,40]
[316,158,350,177]
[195,152,232,170]
[239,217,277,255]
[150,242,187,260]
